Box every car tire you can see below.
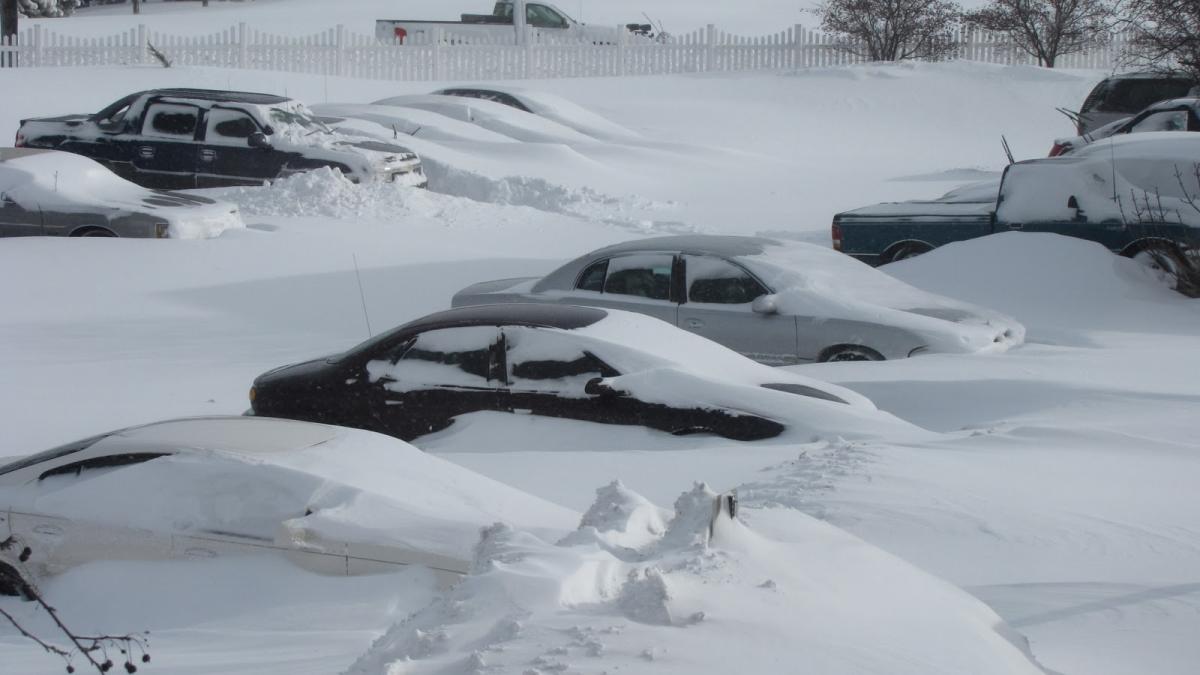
[0,561,35,601]
[1126,242,1187,289]
[72,227,117,238]
[818,345,885,362]
[882,241,933,265]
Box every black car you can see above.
[15,89,426,190]
[250,305,874,442]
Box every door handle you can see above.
[33,524,64,537]
[1008,223,1024,230]
[184,547,218,559]
[686,318,704,328]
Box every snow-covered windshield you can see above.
[266,102,331,136]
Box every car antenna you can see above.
[1001,135,1015,165]
[352,254,374,338]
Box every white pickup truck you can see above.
[376,0,641,44]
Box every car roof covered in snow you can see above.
[399,303,608,333]
[145,88,292,105]
[0,148,57,162]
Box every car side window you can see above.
[603,254,673,301]
[143,103,200,139]
[684,255,768,305]
[38,453,169,481]
[366,326,502,389]
[527,4,567,28]
[206,109,261,145]
[503,327,618,392]
[576,259,609,292]
[1129,110,1190,133]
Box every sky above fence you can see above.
[26,0,991,38]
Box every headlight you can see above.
[154,223,170,239]
[248,386,257,403]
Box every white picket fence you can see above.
[0,22,1130,78]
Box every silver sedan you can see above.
[452,235,1024,365]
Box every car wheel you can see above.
[819,345,885,362]
[72,227,117,238]
[0,561,35,601]
[1128,243,1187,289]
[883,241,933,264]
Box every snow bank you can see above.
[885,232,1200,339]
[346,482,1048,675]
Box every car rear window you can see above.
[1087,79,1194,114]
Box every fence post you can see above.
[237,22,247,69]
[31,22,41,67]
[615,24,625,77]
[335,24,345,77]
[135,23,146,65]
[793,24,804,69]
[522,25,532,78]
[705,24,715,72]
[432,26,443,81]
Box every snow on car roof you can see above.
[148,88,291,105]
[0,148,57,162]
[101,416,341,455]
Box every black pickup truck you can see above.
[833,133,1200,269]
[15,89,427,190]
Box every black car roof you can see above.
[147,88,291,105]
[401,304,607,333]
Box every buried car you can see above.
[15,88,427,190]
[452,236,1023,364]
[0,416,577,596]
[1050,97,1200,156]
[250,304,902,443]
[0,148,243,238]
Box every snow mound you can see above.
[346,483,1049,675]
[885,232,1200,339]
[206,167,425,219]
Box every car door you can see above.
[363,326,505,439]
[198,107,282,187]
[677,255,799,365]
[499,325,630,423]
[560,253,680,325]
[135,101,202,189]
[0,190,42,237]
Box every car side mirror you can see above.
[585,377,623,398]
[751,294,779,315]
[248,132,272,149]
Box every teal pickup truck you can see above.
[833,132,1200,268]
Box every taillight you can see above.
[14,131,25,147]
[831,222,842,251]
[394,27,408,43]
[1048,142,1066,157]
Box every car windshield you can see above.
[267,103,331,136]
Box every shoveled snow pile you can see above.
[206,167,423,219]
[347,482,1048,675]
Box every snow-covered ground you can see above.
[3,3,1199,673]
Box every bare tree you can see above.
[16,0,76,18]
[1119,0,1200,80]
[965,0,1115,67]
[815,0,963,61]
[1,537,152,674]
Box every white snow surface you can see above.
[0,16,1197,675]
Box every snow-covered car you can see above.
[15,89,427,190]
[250,304,900,442]
[429,86,640,140]
[1050,97,1200,156]
[0,148,243,238]
[0,416,577,597]
[452,236,1024,364]
[370,93,597,144]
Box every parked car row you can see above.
[833,73,1200,273]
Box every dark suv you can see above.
[1076,72,1197,135]
[15,89,427,190]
